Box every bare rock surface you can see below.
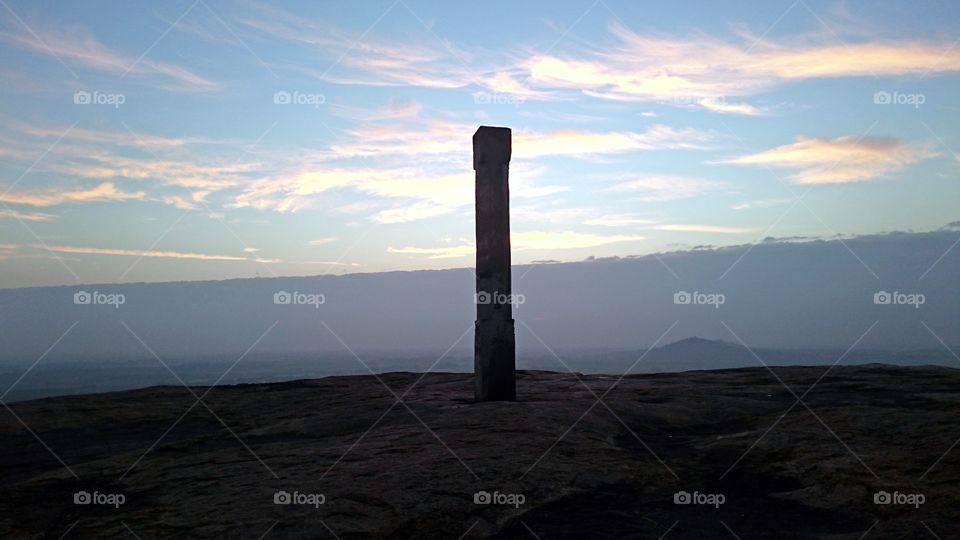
[1,364,959,539]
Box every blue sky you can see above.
[0,0,957,288]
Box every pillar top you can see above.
[473,126,512,170]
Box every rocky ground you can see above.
[1,364,958,539]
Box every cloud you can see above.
[387,244,474,259]
[39,245,248,261]
[514,125,712,157]
[525,23,960,113]
[606,174,723,201]
[307,237,337,246]
[723,136,936,184]
[583,215,656,227]
[0,182,145,207]
[512,230,644,250]
[0,208,56,221]
[653,224,755,234]
[0,24,220,91]
[731,198,793,210]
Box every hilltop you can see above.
[1,364,959,539]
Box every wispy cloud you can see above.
[653,224,755,234]
[512,230,644,250]
[606,174,723,201]
[0,182,145,207]
[731,198,792,210]
[526,22,960,113]
[724,136,936,184]
[583,215,656,227]
[0,23,220,91]
[307,237,337,246]
[0,208,56,221]
[39,244,247,261]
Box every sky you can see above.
[0,0,957,288]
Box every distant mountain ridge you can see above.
[0,229,957,368]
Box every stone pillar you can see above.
[473,126,516,401]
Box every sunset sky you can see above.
[0,0,958,287]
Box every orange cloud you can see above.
[724,136,936,184]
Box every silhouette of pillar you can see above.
[473,126,516,401]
